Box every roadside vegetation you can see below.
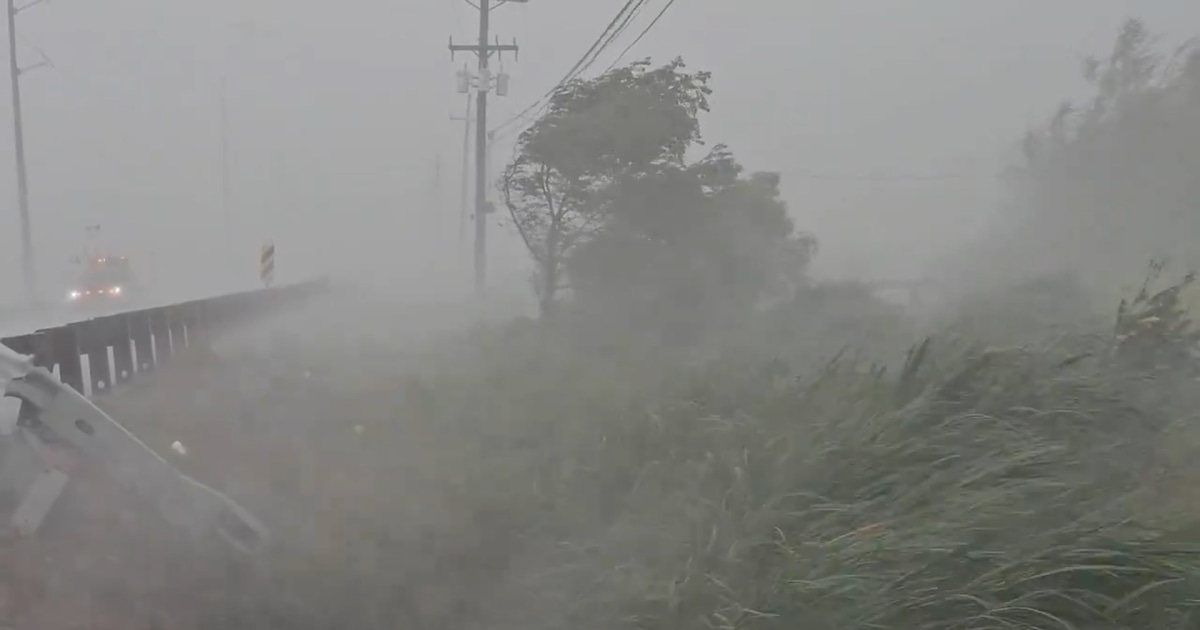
[370,264,1200,630]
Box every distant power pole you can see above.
[450,92,472,251]
[6,0,49,304]
[450,0,521,297]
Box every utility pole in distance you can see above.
[450,0,521,298]
[6,0,49,305]
[450,92,472,251]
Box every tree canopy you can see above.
[501,58,815,322]
[1000,19,1200,290]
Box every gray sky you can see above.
[0,0,1197,307]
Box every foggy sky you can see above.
[0,0,1197,309]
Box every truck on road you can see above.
[67,255,135,309]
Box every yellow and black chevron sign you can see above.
[260,240,275,287]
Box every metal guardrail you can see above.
[0,279,328,398]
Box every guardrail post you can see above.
[106,314,132,385]
[151,309,171,364]
[167,306,187,352]
[80,319,114,396]
[48,326,84,394]
[96,313,134,387]
[180,301,204,348]
[130,311,154,372]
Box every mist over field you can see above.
[5,2,1200,629]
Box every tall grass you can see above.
[352,272,1200,630]
[45,271,1200,629]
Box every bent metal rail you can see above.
[0,280,327,398]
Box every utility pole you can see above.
[450,0,521,297]
[7,0,48,305]
[450,92,472,250]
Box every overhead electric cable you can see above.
[603,0,676,72]
[491,0,647,138]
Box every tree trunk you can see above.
[539,224,561,319]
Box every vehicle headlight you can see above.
[68,290,80,300]
[110,286,122,295]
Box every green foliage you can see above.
[502,58,814,320]
[502,58,714,316]
[521,57,711,177]
[1005,19,1200,287]
[567,145,816,330]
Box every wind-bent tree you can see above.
[501,58,711,317]
[989,19,1200,290]
[503,57,817,324]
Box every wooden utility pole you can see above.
[7,0,48,304]
[450,0,521,297]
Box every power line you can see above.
[556,0,642,92]
[490,0,642,137]
[490,0,646,138]
[571,0,646,79]
[481,0,994,186]
[604,0,676,72]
